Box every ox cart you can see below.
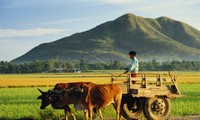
[111,72,182,120]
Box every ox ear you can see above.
[38,88,43,93]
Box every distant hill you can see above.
[12,13,200,63]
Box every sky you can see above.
[0,0,200,61]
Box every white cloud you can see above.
[21,18,88,27]
[0,39,34,61]
[96,0,137,4]
[0,28,66,38]
[132,0,199,13]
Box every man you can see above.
[124,50,139,78]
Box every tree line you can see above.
[0,59,200,73]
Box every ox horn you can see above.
[38,88,44,93]
[75,87,84,93]
[47,89,51,93]
[79,87,84,93]
[65,87,73,92]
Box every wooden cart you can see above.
[111,72,182,120]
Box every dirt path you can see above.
[134,115,200,120]
[171,115,200,120]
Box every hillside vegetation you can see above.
[1,60,200,74]
[12,13,200,63]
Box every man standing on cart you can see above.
[124,50,139,78]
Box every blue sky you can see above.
[0,0,200,61]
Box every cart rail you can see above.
[111,72,182,98]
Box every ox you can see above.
[37,82,96,120]
[57,83,122,120]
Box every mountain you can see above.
[12,13,200,63]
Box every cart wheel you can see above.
[121,98,143,120]
[143,97,171,120]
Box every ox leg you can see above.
[71,112,76,120]
[88,107,93,120]
[112,101,121,120]
[98,109,103,120]
[84,109,89,120]
[64,107,69,120]
[64,106,76,120]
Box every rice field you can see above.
[0,71,200,88]
[0,71,200,119]
[0,73,112,88]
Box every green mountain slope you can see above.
[12,13,200,63]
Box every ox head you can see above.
[37,88,55,109]
[56,83,91,108]
[56,87,81,108]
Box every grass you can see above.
[171,84,200,116]
[0,87,41,119]
[0,87,116,120]
[0,71,200,119]
[0,84,200,119]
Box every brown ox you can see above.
[57,83,122,120]
[37,82,96,120]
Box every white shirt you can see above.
[128,57,138,73]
